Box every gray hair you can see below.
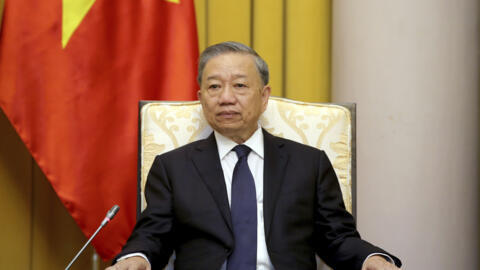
[197,41,269,86]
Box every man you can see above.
[107,42,402,270]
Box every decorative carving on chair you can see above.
[262,99,353,213]
[186,106,208,143]
[142,134,166,190]
[259,116,284,138]
[330,133,352,212]
[276,101,308,144]
[149,107,180,148]
[315,110,344,149]
[141,103,208,192]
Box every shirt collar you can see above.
[214,125,264,160]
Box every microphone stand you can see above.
[65,205,120,270]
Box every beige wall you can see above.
[332,0,479,269]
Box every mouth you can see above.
[217,111,239,119]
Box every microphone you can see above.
[102,204,120,226]
[65,205,120,270]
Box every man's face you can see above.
[198,53,271,143]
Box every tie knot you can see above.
[233,145,251,159]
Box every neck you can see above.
[222,127,259,144]
[229,136,247,144]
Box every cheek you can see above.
[242,111,251,120]
[241,106,260,124]
[201,103,215,121]
[204,101,216,113]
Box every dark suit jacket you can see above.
[117,130,401,270]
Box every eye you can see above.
[234,83,247,88]
[208,84,221,90]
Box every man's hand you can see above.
[105,256,150,270]
[362,255,401,270]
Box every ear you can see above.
[197,89,202,101]
[261,85,271,111]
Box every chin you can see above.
[212,125,241,137]
[216,126,240,134]
[213,121,242,130]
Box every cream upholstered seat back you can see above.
[139,96,355,214]
[138,96,356,270]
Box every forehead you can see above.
[202,53,259,79]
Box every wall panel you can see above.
[194,0,207,53]
[285,0,331,102]
[0,110,33,269]
[31,165,111,270]
[0,112,110,269]
[207,0,252,46]
[252,0,285,97]
[0,0,4,27]
[194,0,331,101]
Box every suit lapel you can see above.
[262,130,289,239]
[191,133,233,233]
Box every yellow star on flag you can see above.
[62,0,180,48]
[62,0,96,48]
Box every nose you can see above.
[218,85,236,104]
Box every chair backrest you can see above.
[137,96,356,270]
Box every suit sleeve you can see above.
[313,151,401,269]
[114,155,174,268]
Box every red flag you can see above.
[0,0,198,259]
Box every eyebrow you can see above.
[206,74,247,81]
